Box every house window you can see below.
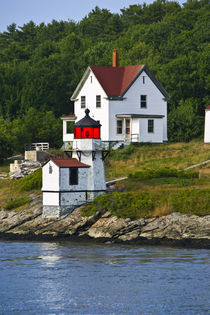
[81,96,86,108]
[143,76,146,84]
[49,165,52,174]
[96,95,101,108]
[69,168,78,185]
[117,120,123,134]
[148,119,154,133]
[125,119,130,135]
[90,76,92,83]
[140,95,147,108]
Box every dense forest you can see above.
[0,0,209,158]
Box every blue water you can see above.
[0,241,209,314]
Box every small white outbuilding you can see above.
[42,158,90,218]
[204,105,210,143]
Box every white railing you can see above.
[25,143,49,151]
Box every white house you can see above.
[62,50,169,148]
[204,105,210,143]
[42,109,107,218]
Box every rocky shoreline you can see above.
[0,195,210,248]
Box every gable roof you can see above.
[49,158,90,168]
[205,105,210,110]
[71,65,169,100]
[90,65,144,97]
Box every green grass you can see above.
[129,167,198,180]
[82,141,210,220]
[4,197,32,210]
[108,141,210,178]
[81,191,155,219]
[0,169,42,210]
[14,168,42,192]
[81,188,210,220]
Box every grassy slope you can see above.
[107,141,210,178]
[0,141,210,216]
[83,141,210,218]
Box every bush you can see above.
[16,169,42,192]
[169,189,210,216]
[5,197,32,210]
[129,167,198,180]
[81,191,154,219]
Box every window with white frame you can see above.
[140,95,147,108]
[81,96,86,108]
[117,119,123,134]
[148,119,154,133]
[96,95,101,108]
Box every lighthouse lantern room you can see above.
[74,109,101,139]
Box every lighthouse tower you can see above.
[72,108,107,201]
[42,109,108,218]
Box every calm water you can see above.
[0,241,209,314]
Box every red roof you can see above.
[206,105,210,110]
[51,158,90,168]
[90,65,144,96]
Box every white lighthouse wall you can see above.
[42,161,60,191]
[108,71,167,142]
[43,192,59,206]
[74,70,109,141]
[72,139,106,192]
[204,110,210,143]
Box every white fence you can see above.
[25,143,49,151]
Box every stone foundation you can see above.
[42,205,77,218]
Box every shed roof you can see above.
[51,158,90,168]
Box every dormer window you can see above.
[140,95,147,108]
[96,95,101,108]
[81,96,86,108]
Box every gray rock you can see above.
[0,194,209,248]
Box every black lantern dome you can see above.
[74,109,101,139]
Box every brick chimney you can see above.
[112,49,119,67]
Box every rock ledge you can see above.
[0,195,209,248]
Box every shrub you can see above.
[5,197,32,210]
[16,169,42,192]
[81,191,154,219]
[129,167,198,180]
[169,189,210,216]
